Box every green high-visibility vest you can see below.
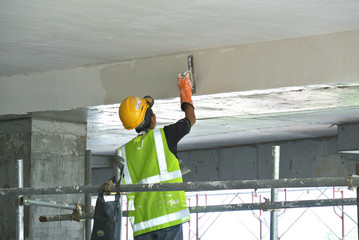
[116,128,190,237]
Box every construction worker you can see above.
[116,73,195,240]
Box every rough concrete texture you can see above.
[338,123,359,151]
[0,119,31,240]
[29,119,86,240]
[179,136,358,182]
[0,118,87,240]
[92,136,358,183]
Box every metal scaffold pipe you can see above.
[84,150,92,240]
[17,159,24,240]
[20,197,81,211]
[270,146,280,240]
[189,198,357,213]
[1,176,358,196]
[38,198,357,222]
[356,163,359,239]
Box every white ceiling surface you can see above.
[1,0,359,77]
[1,1,359,155]
[86,84,359,155]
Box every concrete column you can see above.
[0,118,87,239]
[0,119,31,240]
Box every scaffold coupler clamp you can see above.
[103,179,115,193]
[261,197,270,211]
[345,174,358,191]
[262,197,280,212]
[71,203,84,222]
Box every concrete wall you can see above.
[1,30,359,115]
[92,136,358,185]
[91,155,115,185]
[180,136,358,182]
[0,118,87,240]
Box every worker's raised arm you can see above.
[177,73,196,126]
[184,103,196,126]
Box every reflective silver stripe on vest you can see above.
[128,199,135,226]
[139,169,182,184]
[121,129,180,185]
[153,129,167,175]
[117,147,133,185]
[132,208,190,233]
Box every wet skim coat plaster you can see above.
[0,30,358,116]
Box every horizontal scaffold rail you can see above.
[1,176,358,196]
[39,198,357,222]
[20,197,81,211]
[190,198,357,213]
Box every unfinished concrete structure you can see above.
[0,1,359,239]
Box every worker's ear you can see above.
[149,113,156,129]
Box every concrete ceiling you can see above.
[1,0,359,77]
[31,83,359,155]
[1,1,359,155]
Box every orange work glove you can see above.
[177,72,194,111]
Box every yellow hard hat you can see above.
[119,96,154,130]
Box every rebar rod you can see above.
[1,176,358,196]
[39,198,357,222]
[39,214,78,222]
[39,212,93,222]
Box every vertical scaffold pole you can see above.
[270,146,280,240]
[85,150,92,240]
[356,163,359,240]
[114,155,123,239]
[17,159,24,240]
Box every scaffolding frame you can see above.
[2,175,358,196]
[3,158,359,240]
[183,187,358,240]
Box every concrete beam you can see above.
[1,30,359,116]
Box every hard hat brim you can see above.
[143,95,154,109]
